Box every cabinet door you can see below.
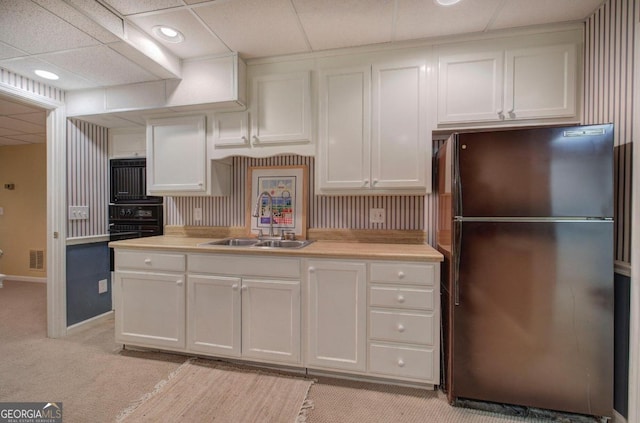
[317,66,371,190]
[187,275,241,357]
[212,111,250,148]
[250,71,311,145]
[438,51,504,123]
[115,271,185,349]
[372,60,428,189]
[307,260,367,372]
[109,128,146,158]
[147,115,207,194]
[241,278,301,364]
[504,44,577,120]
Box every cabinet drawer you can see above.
[370,262,435,286]
[369,310,434,345]
[116,250,185,272]
[188,254,300,279]
[369,286,434,310]
[369,343,434,381]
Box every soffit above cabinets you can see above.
[0,0,605,92]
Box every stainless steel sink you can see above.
[198,238,314,249]
[198,238,260,247]
[253,240,314,249]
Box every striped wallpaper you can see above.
[0,67,65,103]
[583,0,636,265]
[66,119,109,238]
[166,155,427,231]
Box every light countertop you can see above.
[109,236,443,262]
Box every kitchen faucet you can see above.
[252,191,276,239]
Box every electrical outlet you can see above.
[98,279,108,294]
[194,207,203,222]
[370,208,385,224]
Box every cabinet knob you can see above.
[397,323,405,333]
[397,294,405,303]
[372,179,378,185]
[241,136,247,142]
[232,284,239,290]
[176,280,183,286]
[242,285,248,291]
[363,179,369,186]
[198,181,203,186]
[397,359,405,368]
[252,135,259,144]
[497,109,505,120]
[397,271,405,279]
[309,267,315,273]
[144,258,152,264]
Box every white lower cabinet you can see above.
[114,250,186,350]
[114,248,440,387]
[306,260,367,372]
[187,274,241,357]
[187,253,301,365]
[367,262,440,385]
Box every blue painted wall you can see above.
[66,242,111,326]
[614,272,630,418]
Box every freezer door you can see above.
[452,220,613,417]
[456,124,613,218]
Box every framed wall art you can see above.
[246,165,308,239]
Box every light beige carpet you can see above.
[118,359,313,423]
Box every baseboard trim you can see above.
[2,275,47,284]
[66,310,114,335]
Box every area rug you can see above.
[117,358,314,423]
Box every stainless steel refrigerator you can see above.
[435,124,614,418]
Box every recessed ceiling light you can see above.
[34,70,59,80]
[434,0,462,5]
[152,25,184,43]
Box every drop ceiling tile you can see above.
[0,136,29,146]
[128,9,230,59]
[0,0,101,54]
[0,41,26,60]
[0,116,45,134]
[33,0,123,43]
[0,98,42,115]
[395,0,503,41]
[293,0,394,51]
[102,0,184,16]
[39,45,160,87]
[0,56,96,90]
[6,133,46,143]
[11,112,47,128]
[194,0,310,58]
[490,0,604,30]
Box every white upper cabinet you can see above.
[147,115,230,196]
[211,71,314,158]
[109,127,146,158]
[317,58,428,194]
[438,37,579,126]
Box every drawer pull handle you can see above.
[398,359,405,368]
[397,271,405,279]
[397,324,405,333]
[144,258,152,264]
[397,294,405,303]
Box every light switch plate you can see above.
[69,206,89,220]
[98,279,108,294]
[194,207,203,222]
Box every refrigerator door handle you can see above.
[453,218,462,306]
[453,138,462,217]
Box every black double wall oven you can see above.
[109,158,163,270]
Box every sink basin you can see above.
[254,240,314,249]
[199,238,260,247]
